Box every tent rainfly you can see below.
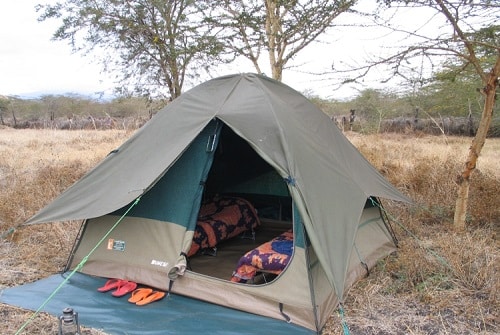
[22,73,410,333]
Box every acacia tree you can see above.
[343,1,499,229]
[205,0,357,81]
[37,0,226,100]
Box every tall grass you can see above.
[1,129,498,334]
[339,132,499,335]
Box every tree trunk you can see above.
[265,0,284,81]
[11,108,17,127]
[453,53,500,230]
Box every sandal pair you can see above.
[128,288,166,306]
[97,278,138,297]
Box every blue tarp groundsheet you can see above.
[0,272,315,335]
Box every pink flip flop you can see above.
[97,278,125,292]
[111,281,138,297]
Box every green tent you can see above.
[23,73,410,332]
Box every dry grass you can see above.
[1,129,498,334]
[0,128,130,335]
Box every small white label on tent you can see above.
[151,260,169,267]
[107,239,125,251]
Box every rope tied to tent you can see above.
[338,303,351,335]
[284,175,296,186]
[369,197,452,271]
[14,196,142,335]
[0,226,16,240]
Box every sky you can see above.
[0,1,441,101]
[0,1,116,99]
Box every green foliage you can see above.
[349,89,414,120]
[0,95,155,128]
[416,53,500,119]
[303,92,348,117]
[464,24,500,60]
[37,0,227,100]
[205,0,357,80]
[0,97,10,125]
[418,72,484,118]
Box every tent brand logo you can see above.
[107,239,125,251]
[151,260,169,267]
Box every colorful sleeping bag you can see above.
[231,229,293,283]
[188,196,261,257]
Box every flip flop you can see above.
[111,281,138,297]
[127,288,153,304]
[135,291,165,306]
[97,278,125,292]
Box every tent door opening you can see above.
[187,123,295,284]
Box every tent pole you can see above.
[63,219,87,273]
[371,197,398,246]
[297,202,321,333]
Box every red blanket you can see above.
[231,229,293,283]
[188,196,260,257]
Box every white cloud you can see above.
[0,1,114,98]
